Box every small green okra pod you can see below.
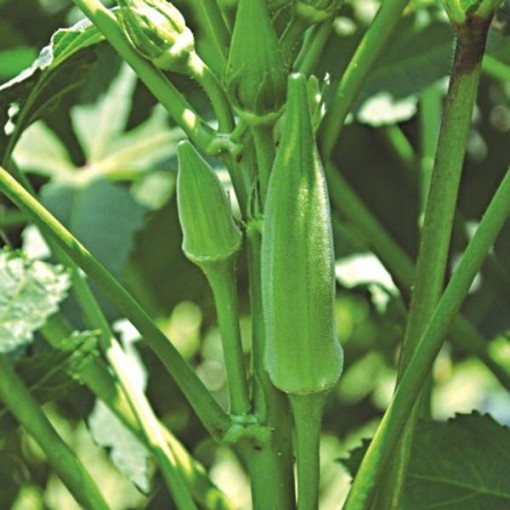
[261,73,343,396]
[176,141,242,267]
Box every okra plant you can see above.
[1,0,510,508]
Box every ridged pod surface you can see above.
[261,74,343,395]
[176,141,241,267]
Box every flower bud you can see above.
[261,74,343,395]
[117,0,194,71]
[177,141,242,267]
[224,0,286,124]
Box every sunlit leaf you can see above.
[40,178,146,278]
[0,250,70,354]
[0,17,104,156]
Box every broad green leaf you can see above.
[0,250,70,354]
[40,178,146,277]
[98,105,182,178]
[0,17,104,157]
[13,121,74,178]
[404,413,510,509]
[71,63,137,162]
[342,413,510,509]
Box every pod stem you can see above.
[251,123,276,205]
[187,51,235,133]
[290,392,329,510]
[204,258,251,415]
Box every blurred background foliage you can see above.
[0,0,510,508]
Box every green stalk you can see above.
[63,239,196,508]
[0,165,231,441]
[71,0,227,155]
[251,124,276,204]
[193,0,231,70]
[376,19,491,509]
[319,0,408,160]
[290,393,328,510]
[344,165,510,509]
[419,83,442,214]
[245,226,296,510]
[280,16,310,69]
[186,51,235,133]
[296,18,334,75]
[238,437,296,510]
[203,259,251,415]
[0,356,111,510]
[483,54,510,81]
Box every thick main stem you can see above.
[376,18,491,509]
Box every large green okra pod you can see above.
[261,73,343,396]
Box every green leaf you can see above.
[0,250,70,354]
[71,63,137,162]
[0,17,104,157]
[40,178,146,277]
[12,120,74,178]
[404,413,510,509]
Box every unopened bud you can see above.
[225,0,286,124]
[117,0,194,71]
